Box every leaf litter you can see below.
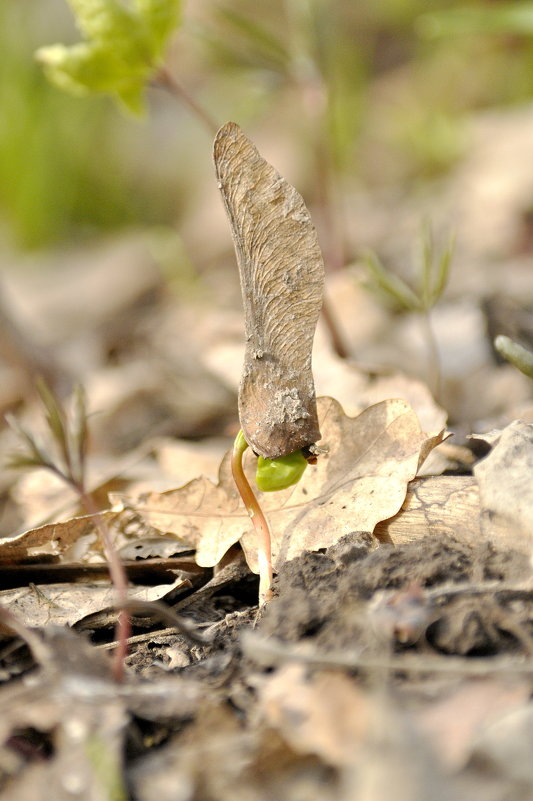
[2,388,533,800]
[2,126,533,801]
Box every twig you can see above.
[426,580,533,600]
[153,67,219,136]
[77,490,131,682]
[6,381,131,682]
[112,599,213,644]
[241,631,533,677]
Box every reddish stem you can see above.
[153,67,219,136]
[78,489,131,682]
[231,432,273,605]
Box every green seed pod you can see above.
[255,449,308,492]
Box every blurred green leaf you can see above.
[5,453,49,471]
[420,223,433,310]
[72,384,89,486]
[363,225,453,314]
[5,413,52,471]
[418,224,454,309]
[217,6,289,70]
[5,382,90,488]
[36,0,182,114]
[363,251,421,312]
[201,4,289,75]
[429,235,454,307]
[418,4,533,39]
[35,377,72,474]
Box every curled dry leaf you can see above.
[131,397,446,574]
[0,511,119,563]
[0,576,189,630]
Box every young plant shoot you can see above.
[214,121,324,604]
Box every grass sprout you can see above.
[6,379,130,682]
[363,224,454,398]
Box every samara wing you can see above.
[214,121,324,459]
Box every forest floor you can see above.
[0,106,532,800]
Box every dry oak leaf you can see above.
[374,475,482,546]
[0,511,119,563]
[131,397,446,574]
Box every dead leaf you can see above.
[417,679,531,771]
[0,626,128,801]
[472,700,533,784]
[131,397,445,574]
[473,420,533,556]
[154,436,229,485]
[0,577,189,629]
[374,476,482,545]
[342,694,452,801]
[0,511,118,563]
[258,663,369,765]
[357,372,448,435]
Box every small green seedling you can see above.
[364,223,454,398]
[256,449,309,492]
[231,431,313,604]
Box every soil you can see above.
[116,531,532,801]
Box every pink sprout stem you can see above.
[231,431,273,605]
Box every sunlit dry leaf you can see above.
[0,577,189,629]
[0,511,118,563]
[154,436,229,486]
[374,476,482,545]
[9,448,159,532]
[473,420,533,556]
[343,694,449,801]
[131,397,446,573]
[10,468,83,530]
[417,679,531,771]
[356,372,448,435]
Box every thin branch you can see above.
[242,631,533,677]
[76,488,131,682]
[153,67,220,136]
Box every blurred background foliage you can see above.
[2,0,533,252]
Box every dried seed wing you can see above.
[214,121,324,458]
